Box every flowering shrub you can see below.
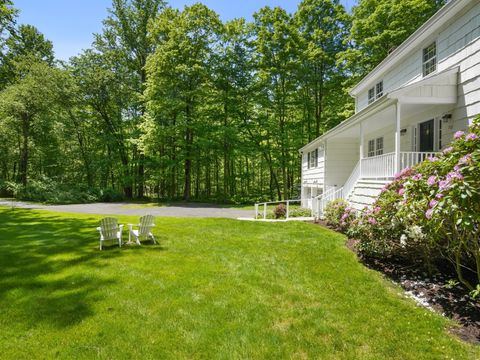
[323,199,350,230]
[273,203,287,219]
[352,117,480,292]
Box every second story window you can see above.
[308,149,318,169]
[368,88,375,104]
[376,81,383,99]
[423,41,437,77]
[368,80,384,104]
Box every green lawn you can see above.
[0,207,478,359]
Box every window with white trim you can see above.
[367,137,384,157]
[376,137,384,155]
[376,81,383,99]
[422,42,436,77]
[368,80,384,104]
[368,139,375,157]
[368,88,375,104]
[308,149,318,169]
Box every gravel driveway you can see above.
[0,200,254,219]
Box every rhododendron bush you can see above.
[342,117,480,292]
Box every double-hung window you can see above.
[307,149,318,169]
[376,137,384,155]
[367,137,384,157]
[423,42,437,77]
[368,139,375,157]
[368,80,384,104]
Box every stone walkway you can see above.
[0,200,254,219]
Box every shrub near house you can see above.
[333,116,480,294]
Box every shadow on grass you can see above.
[0,208,132,328]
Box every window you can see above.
[368,139,375,157]
[376,137,384,155]
[423,42,437,77]
[376,81,383,99]
[368,88,375,104]
[308,149,318,169]
[368,80,384,104]
[367,137,384,157]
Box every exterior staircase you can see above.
[347,179,390,210]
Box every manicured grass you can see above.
[0,207,478,359]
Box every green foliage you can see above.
[323,198,349,229]
[339,0,445,80]
[289,207,312,218]
[1,208,479,358]
[349,117,480,290]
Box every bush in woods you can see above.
[333,117,480,294]
[273,203,287,219]
[1,176,125,204]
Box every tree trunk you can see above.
[19,114,30,187]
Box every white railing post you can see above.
[395,102,402,174]
[286,200,289,220]
[263,203,267,220]
[359,122,364,178]
[255,203,258,219]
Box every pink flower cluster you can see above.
[459,153,472,165]
[454,130,465,139]
[465,133,478,141]
[394,167,412,181]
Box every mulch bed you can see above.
[315,221,480,344]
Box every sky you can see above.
[14,0,355,61]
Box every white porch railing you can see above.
[361,152,396,178]
[360,151,438,178]
[400,151,438,169]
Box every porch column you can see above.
[395,101,401,173]
[359,123,364,177]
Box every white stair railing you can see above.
[343,160,360,200]
[317,187,344,217]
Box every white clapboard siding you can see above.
[324,140,358,189]
[302,149,325,186]
[355,2,480,114]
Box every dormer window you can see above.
[368,80,383,104]
[423,42,437,77]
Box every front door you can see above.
[419,119,434,152]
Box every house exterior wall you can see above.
[356,2,480,130]
[438,3,480,138]
[302,146,325,187]
[324,139,359,189]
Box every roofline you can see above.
[349,0,472,96]
[299,96,394,153]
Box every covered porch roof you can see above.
[300,67,459,153]
[387,67,458,104]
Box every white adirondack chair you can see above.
[128,215,157,245]
[96,217,123,250]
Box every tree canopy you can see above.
[0,0,447,203]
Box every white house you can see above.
[300,0,480,216]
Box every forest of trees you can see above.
[0,0,445,203]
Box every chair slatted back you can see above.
[138,215,155,238]
[100,217,119,240]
